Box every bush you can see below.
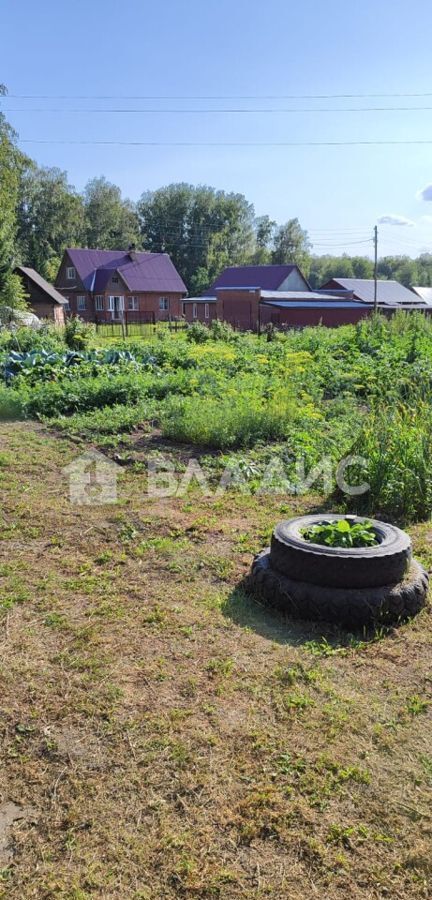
[64,316,95,350]
[0,385,25,420]
[0,323,66,354]
[186,322,210,343]
[21,371,150,418]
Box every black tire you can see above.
[247,549,428,629]
[271,515,411,589]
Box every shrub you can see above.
[186,322,210,343]
[64,316,95,350]
[0,323,66,354]
[0,385,26,420]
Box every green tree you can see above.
[17,164,85,277]
[0,85,28,308]
[271,218,311,272]
[83,176,140,250]
[247,215,276,263]
[138,183,255,292]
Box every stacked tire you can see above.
[247,515,428,629]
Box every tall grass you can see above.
[348,402,432,523]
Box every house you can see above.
[411,286,432,305]
[185,263,366,329]
[55,248,187,323]
[14,266,67,325]
[184,267,432,331]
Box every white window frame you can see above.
[95,295,104,311]
[66,266,76,280]
[108,296,124,319]
[193,303,198,319]
[128,296,139,311]
[159,296,169,311]
[63,297,71,312]
[77,295,86,311]
[204,303,209,319]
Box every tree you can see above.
[271,218,311,272]
[83,176,140,250]
[17,164,85,278]
[247,215,276,264]
[0,84,29,308]
[138,183,255,292]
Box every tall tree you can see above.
[247,215,277,264]
[138,183,255,292]
[83,176,140,250]
[17,164,85,278]
[0,84,28,308]
[271,218,311,272]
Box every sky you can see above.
[2,0,432,259]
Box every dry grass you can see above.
[0,422,431,899]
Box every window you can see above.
[159,296,169,311]
[128,296,139,311]
[204,303,209,319]
[95,295,104,311]
[77,296,86,311]
[66,266,76,280]
[63,297,71,312]
[112,275,119,284]
[193,303,198,319]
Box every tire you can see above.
[271,515,411,589]
[247,549,428,629]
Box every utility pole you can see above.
[373,225,378,312]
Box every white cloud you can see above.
[418,184,432,201]
[377,214,415,227]
[420,215,432,224]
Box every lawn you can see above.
[0,316,432,897]
[0,421,431,898]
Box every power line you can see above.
[6,91,432,100]
[17,138,432,147]
[5,105,432,113]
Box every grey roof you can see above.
[321,277,419,306]
[411,286,432,305]
[15,266,67,305]
[260,290,348,302]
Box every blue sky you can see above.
[2,0,432,258]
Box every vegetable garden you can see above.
[1,312,432,523]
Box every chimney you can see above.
[128,243,138,262]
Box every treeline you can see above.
[1,86,432,306]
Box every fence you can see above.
[94,314,187,339]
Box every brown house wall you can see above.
[183,302,217,323]
[259,305,371,328]
[60,290,185,322]
[215,289,260,330]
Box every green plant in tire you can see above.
[301,518,378,549]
